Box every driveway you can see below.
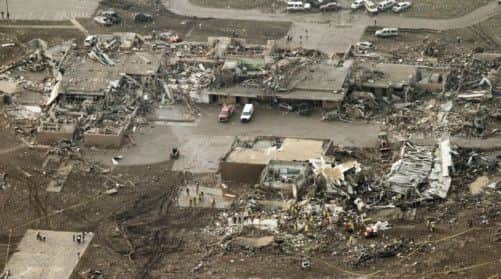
[87,105,381,167]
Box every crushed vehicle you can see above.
[84,35,97,47]
[159,32,182,43]
[94,10,121,26]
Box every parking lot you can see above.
[0,0,100,20]
[87,104,381,166]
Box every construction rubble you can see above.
[0,16,500,278]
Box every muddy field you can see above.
[79,0,291,44]
[0,120,499,278]
[403,0,490,18]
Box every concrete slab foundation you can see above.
[178,185,233,209]
[2,230,94,279]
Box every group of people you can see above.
[185,184,216,208]
[35,232,46,242]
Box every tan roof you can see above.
[226,138,324,165]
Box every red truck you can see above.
[218,105,234,122]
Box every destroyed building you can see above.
[37,50,163,147]
[221,137,326,183]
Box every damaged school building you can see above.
[1,13,501,277]
[1,33,467,149]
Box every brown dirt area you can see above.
[0,1,500,278]
[78,0,291,44]
[403,0,490,19]
[0,119,499,278]
[0,27,84,64]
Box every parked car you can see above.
[278,102,295,112]
[364,0,379,14]
[240,103,254,122]
[392,1,412,12]
[375,27,399,37]
[218,104,234,122]
[377,0,396,11]
[355,41,374,50]
[320,2,341,11]
[287,1,311,12]
[351,0,365,10]
[134,12,153,23]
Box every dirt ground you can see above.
[0,24,84,65]
[478,13,501,46]
[79,0,291,44]
[0,120,499,278]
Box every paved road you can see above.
[164,0,501,54]
[87,105,381,166]
[164,0,501,30]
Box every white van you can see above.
[364,0,378,14]
[377,0,396,11]
[240,104,254,122]
[287,1,311,12]
[375,27,399,37]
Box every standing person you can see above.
[374,19,377,26]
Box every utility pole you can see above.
[5,0,8,20]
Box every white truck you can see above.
[287,1,311,12]
[240,104,254,122]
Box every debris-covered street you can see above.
[0,0,500,278]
